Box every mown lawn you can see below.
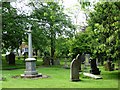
[1,56,119,88]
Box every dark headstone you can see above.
[8,52,15,65]
[5,55,9,63]
[90,59,100,75]
[43,51,50,66]
[111,64,115,70]
[70,54,81,82]
[43,56,50,66]
[81,54,85,64]
[79,55,83,72]
[104,60,114,71]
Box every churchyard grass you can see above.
[1,56,119,88]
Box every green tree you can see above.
[30,2,75,65]
[88,2,120,62]
[56,37,70,58]
[69,27,94,59]
[2,2,25,52]
[31,21,49,56]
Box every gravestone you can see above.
[63,58,69,69]
[5,55,9,63]
[85,54,90,65]
[90,59,100,75]
[104,60,114,71]
[43,51,50,66]
[43,56,50,66]
[8,52,15,65]
[70,54,81,82]
[5,51,10,63]
[54,59,60,65]
[83,54,90,72]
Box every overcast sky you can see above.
[11,0,91,26]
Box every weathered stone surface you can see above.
[24,58,38,75]
[21,58,41,78]
[70,54,81,82]
[90,59,101,75]
[21,73,42,78]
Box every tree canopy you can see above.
[88,2,120,61]
[29,2,75,64]
[2,1,119,64]
[70,2,120,63]
[2,2,26,52]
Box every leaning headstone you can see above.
[8,52,15,65]
[70,54,81,82]
[104,60,114,71]
[90,58,101,75]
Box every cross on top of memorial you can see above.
[27,24,32,33]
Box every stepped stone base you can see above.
[21,73,42,78]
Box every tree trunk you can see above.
[50,29,56,65]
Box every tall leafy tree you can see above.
[2,2,26,52]
[69,27,94,59]
[56,37,70,58]
[88,2,120,62]
[30,2,75,65]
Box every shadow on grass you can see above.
[2,63,25,70]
